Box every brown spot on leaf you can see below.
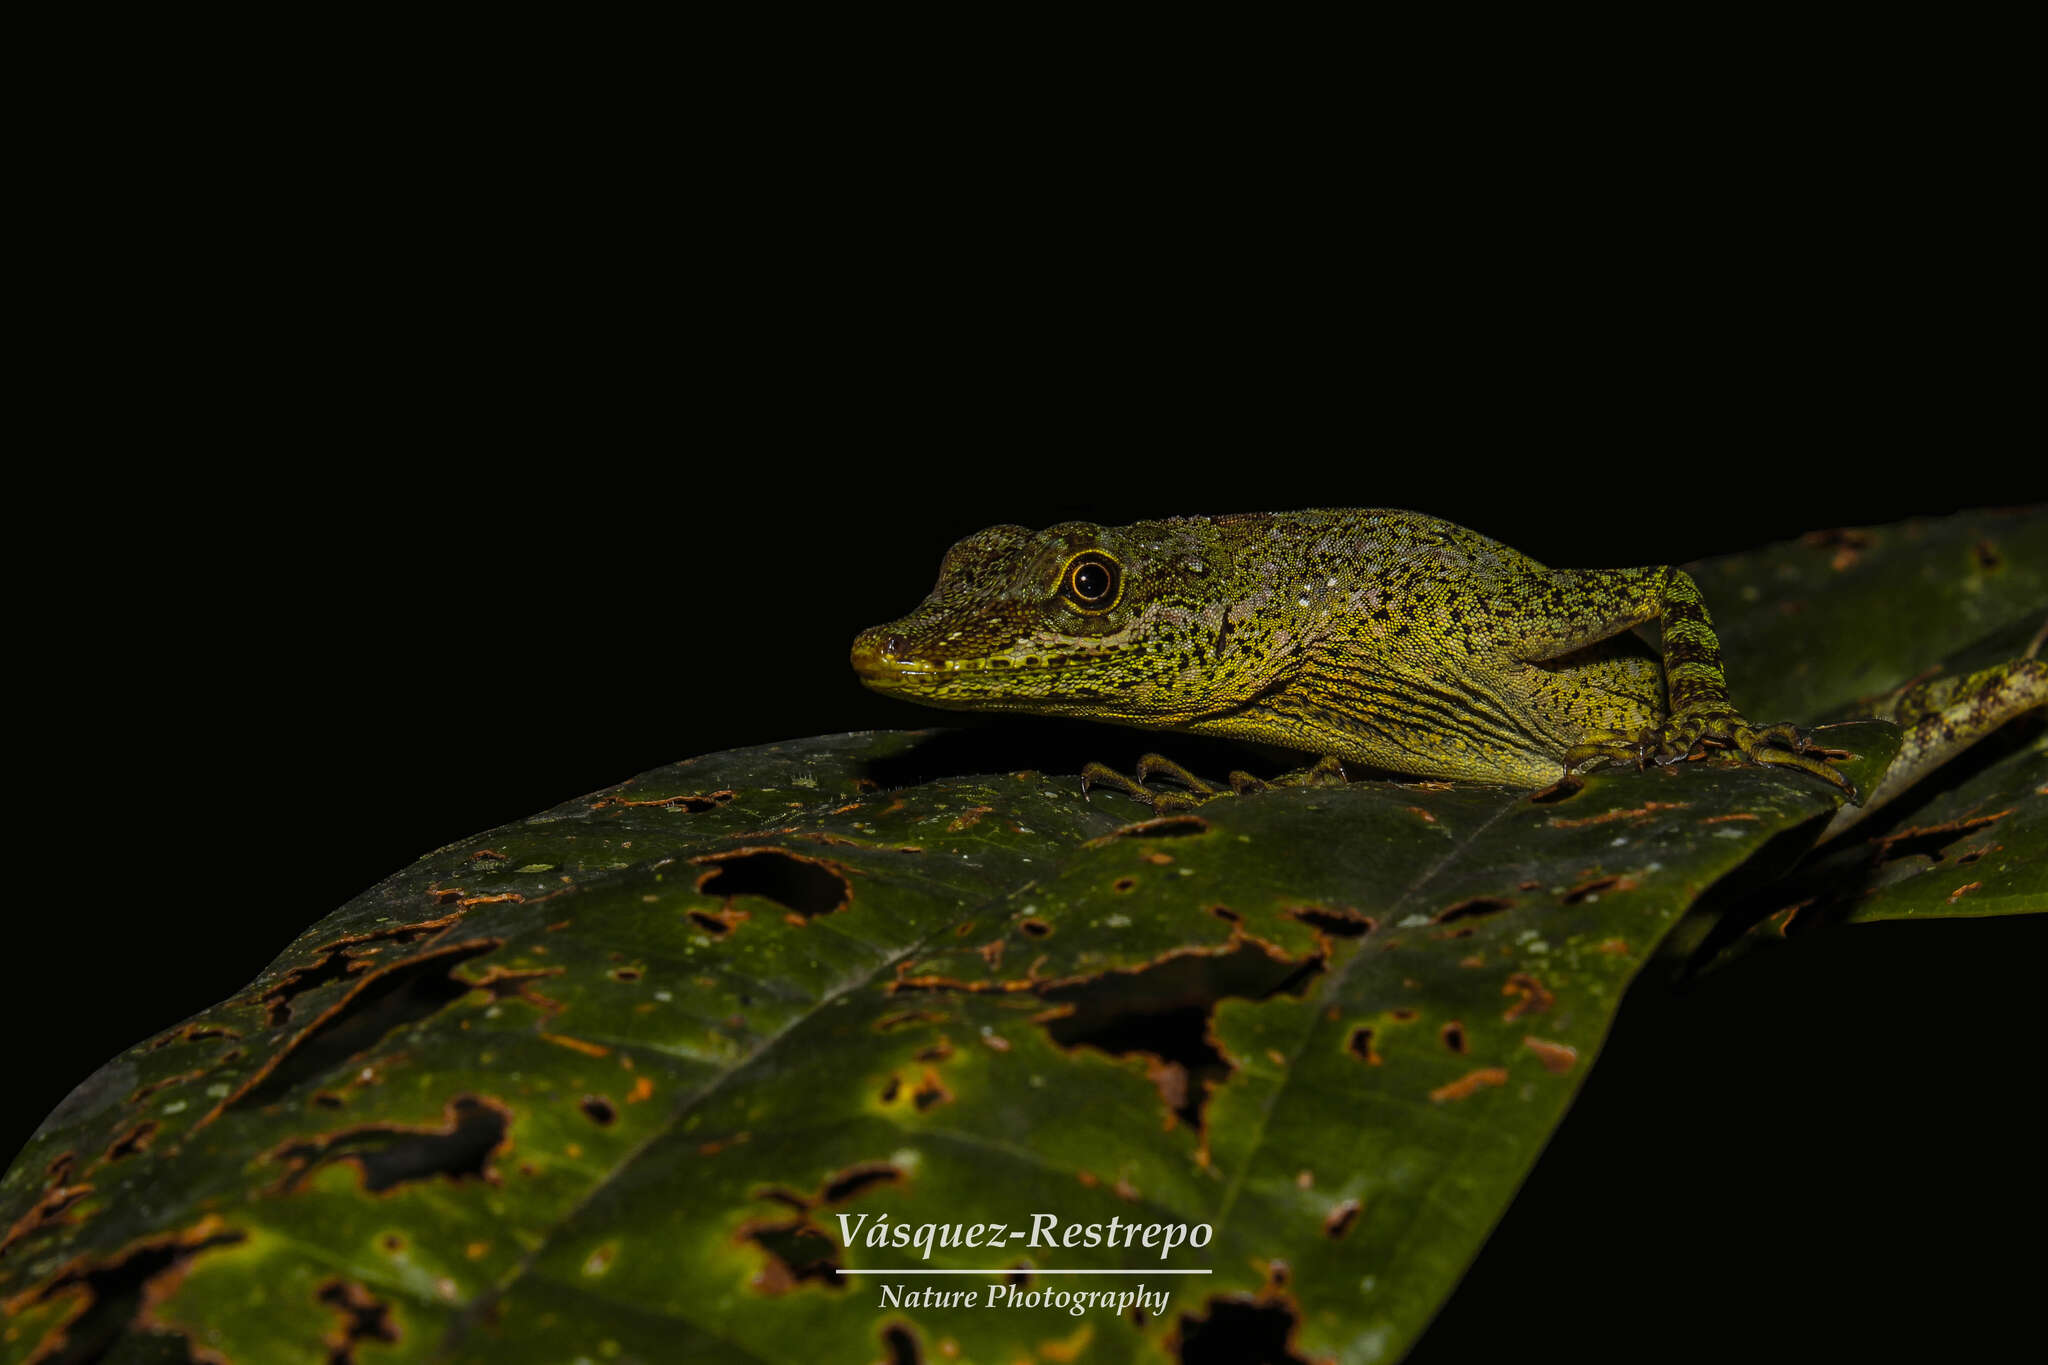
[627,1076,655,1104]
[1324,1199,1361,1238]
[0,1183,95,1262]
[687,906,751,937]
[1209,905,1241,923]
[692,846,852,920]
[104,1122,158,1163]
[1803,526,1873,572]
[1563,875,1637,905]
[1347,1027,1381,1066]
[1523,1037,1578,1073]
[1876,810,2011,863]
[129,1070,206,1105]
[876,1009,948,1031]
[539,1033,610,1059]
[1949,882,1983,904]
[1549,801,1685,829]
[946,806,993,831]
[1096,815,1211,842]
[1113,877,1138,893]
[1502,972,1553,1022]
[1430,1067,1510,1103]
[912,1069,953,1111]
[591,788,736,811]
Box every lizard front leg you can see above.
[1519,565,1855,798]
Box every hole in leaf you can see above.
[912,1069,953,1111]
[1039,944,1322,1131]
[1440,1022,1468,1054]
[880,1321,922,1365]
[1290,906,1374,937]
[234,942,501,1109]
[1348,1027,1381,1066]
[745,1223,843,1293]
[822,1162,903,1204]
[1324,1199,1361,1238]
[13,1224,246,1364]
[579,1096,617,1126]
[1209,905,1241,923]
[261,951,368,1026]
[1434,896,1513,924]
[318,1279,400,1362]
[1175,1296,1312,1365]
[1020,918,1052,937]
[693,847,851,919]
[269,1094,511,1194]
[105,1121,158,1162]
[688,908,745,935]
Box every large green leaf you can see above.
[1689,505,2045,723]
[1,724,1897,1365]
[10,507,2041,1365]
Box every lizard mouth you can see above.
[850,629,1131,695]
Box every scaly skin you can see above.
[851,510,2042,813]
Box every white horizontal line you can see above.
[834,1269,1210,1275]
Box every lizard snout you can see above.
[850,628,923,690]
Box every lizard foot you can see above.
[1565,708,1857,801]
[1080,753,1349,810]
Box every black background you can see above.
[15,119,2045,1360]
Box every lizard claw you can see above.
[1566,710,1858,801]
[1081,756,1232,811]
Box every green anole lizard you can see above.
[851,511,2045,833]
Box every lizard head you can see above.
[851,518,1284,723]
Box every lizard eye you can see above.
[1060,551,1121,614]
